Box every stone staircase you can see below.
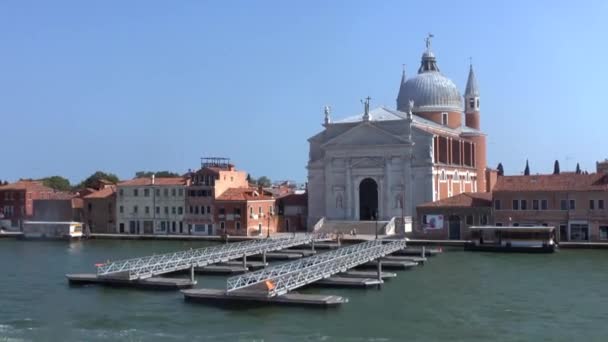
[314,219,393,236]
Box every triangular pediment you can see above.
[321,122,411,148]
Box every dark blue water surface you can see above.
[1,239,608,341]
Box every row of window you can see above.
[422,214,489,226]
[2,192,50,200]
[1,205,22,216]
[494,199,606,211]
[218,221,267,232]
[87,202,113,214]
[191,175,216,186]
[118,188,184,197]
[188,190,213,197]
[119,205,184,215]
[439,171,473,182]
[118,220,185,234]
[190,206,212,215]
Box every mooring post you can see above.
[242,254,247,269]
[377,258,382,282]
[262,250,267,266]
[421,246,426,258]
[190,264,195,283]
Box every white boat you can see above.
[465,226,557,253]
[22,221,84,240]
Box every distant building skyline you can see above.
[1,1,607,183]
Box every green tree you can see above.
[576,163,581,174]
[524,160,530,176]
[553,160,560,175]
[246,173,252,183]
[76,171,119,189]
[41,176,72,191]
[135,171,180,178]
[257,176,271,187]
[496,163,504,176]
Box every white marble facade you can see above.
[307,107,435,226]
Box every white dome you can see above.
[398,72,462,112]
[397,49,463,113]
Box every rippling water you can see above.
[1,239,608,341]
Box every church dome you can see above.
[397,46,462,113]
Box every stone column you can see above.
[384,157,391,220]
[346,159,352,220]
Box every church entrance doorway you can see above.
[359,178,378,221]
[448,215,461,240]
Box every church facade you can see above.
[307,39,488,227]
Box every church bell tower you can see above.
[464,63,480,130]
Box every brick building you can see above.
[492,172,608,242]
[415,162,608,242]
[185,158,248,235]
[215,187,277,237]
[116,176,190,234]
[277,192,308,232]
[0,180,67,230]
[83,185,116,233]
[416,192,493,240]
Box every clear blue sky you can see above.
[1,0,607,184]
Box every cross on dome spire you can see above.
[425,33,434,51]
[419,34,440,73]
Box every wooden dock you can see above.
[359,260,418,270]
[312,276,382,288]
[66,273,196,290]
[338,270,397,279]
[392,247,441,257]
[382,255,427,264]
[182,288,347,307]
[195,265,248,275]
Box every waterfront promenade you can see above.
[4,230,608,249]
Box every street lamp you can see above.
[267,209,271,238]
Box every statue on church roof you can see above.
[324,105,331,125]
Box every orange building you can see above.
[184,157,261,236]
[215,187,277,237]
[492,172,608,242]
[0,180,70,229]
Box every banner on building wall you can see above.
[424,215,444,230]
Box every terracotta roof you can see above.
[118,177,187,186]
[278,193,308,206]
[0,180,54,192]
[216,187,274,201]
[84,186,116,199]
[493,173,608,192]
[418,192,492,208]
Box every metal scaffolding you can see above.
[226,239,407,297]
[96,235,324,280]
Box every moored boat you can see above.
[21,221,84,240]
[464,226,556,253]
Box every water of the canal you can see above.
[1,239,607,341]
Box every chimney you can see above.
[597,160,608,174]
[151,174,155,185]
